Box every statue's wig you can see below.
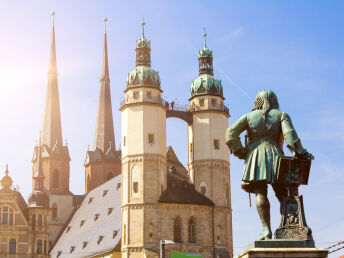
[252,90,279,116]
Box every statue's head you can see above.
[252,90,279,116]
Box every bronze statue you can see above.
[226,90,313,240]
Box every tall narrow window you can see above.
[131,165,140,197]
[211,98,217,107]
[188,217,196,243]
[214,139,220,150]
[147,91,152,98]
[37,240,43,254]
[199,99,204,107]
[2,207,8,224]
[44,240,47,254]
[190,143,193,152]
[133,91,139,99]
[52,203,58,218]
[226,183,230,206]
[200,181,207,196]
[216,225,222,244]
[123,224,126,245]
[32,214,36,227]
[53,169,59,188]
[148,133,154,144]
[123,136,126,147]
[37,215,42,227]
[9,239,16,254]
[174,217,182,243]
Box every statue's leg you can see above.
[255,182,272,240]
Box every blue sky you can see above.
[0,1,343,256]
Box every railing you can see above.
[120,95,168,108]
[120,95,229,115]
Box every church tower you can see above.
[32,12,76,244]
[33,12,70,194]
[188,30,233,254]
[120,20,166,257]
[84,19,121,193]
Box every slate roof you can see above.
[50,175,121,258]
[161,146,214,206]
[159,174,214,206]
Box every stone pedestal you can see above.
[238,240,328,258]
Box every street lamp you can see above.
[160,240,175,258]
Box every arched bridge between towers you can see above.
[119,95,229,125]
[166,103,193,125]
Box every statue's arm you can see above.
[225,114,248,159]
[281,112,314,160]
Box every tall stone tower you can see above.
[32,13,76,244]
[84,19,121,194]
[120,21,166,257]
[188,31,233,254]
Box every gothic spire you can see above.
[42,12,63,149]
[94,18,115,152]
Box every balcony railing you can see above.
[120,95,229,115]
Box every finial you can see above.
[202,27,207,48]
[5,164,8,175]
[141,17,146,37]
[51,11,55,26]
[104,17,108,33]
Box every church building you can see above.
[0,14,233,258]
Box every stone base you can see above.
[238,240,328,258]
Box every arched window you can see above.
[188,217,196,243]
[37,239,43,254]
[173,217,182,243]
[32,214,36,227]
[52,203,58,218]
[106,172,113,181]
[216,225,222,244]
[0,206,14,225]
[131,165,140,196]
[200,181,207,196]
[37,215,42,227]
[9,239,16,254]
[53,169,59,188]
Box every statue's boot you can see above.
[256,194,272,240]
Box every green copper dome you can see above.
[190,74,223,98]
[190,30,223,99]
[127,66,160,88]
[126,20,160,89]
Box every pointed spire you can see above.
[49,11,57,75]
[101,18,109,81]
[94,19,115,152]
[42,12,63,149]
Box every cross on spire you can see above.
[141,17,146,37]
[203,27,207,48]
